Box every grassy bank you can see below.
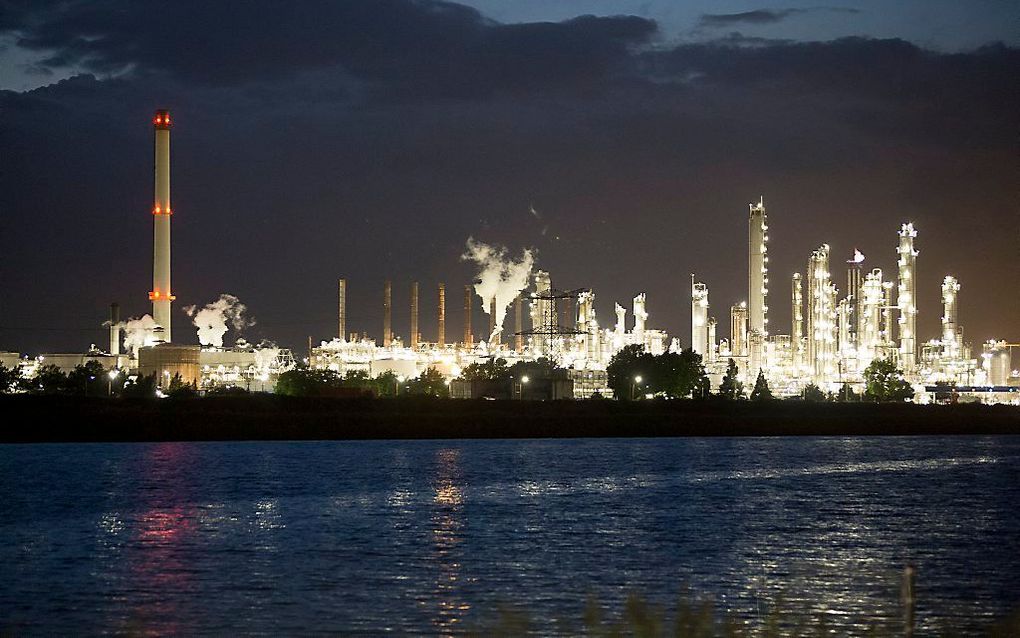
[2,395,1019,442]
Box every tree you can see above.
[405,367,450,398]
[32,364,68,394]
[606,345,653,400]
[372,370,401,397]
[507,357,558,382]
[718,359,744,400]
[802,383,826,402]
[836,382,860,402]
[0,364,19,393]
[122,373,157,398]
[205,385,250,397]
[460,357,510,382]
[275,368,344,396]
[67,360,106,396]
[750,370,773,401]
[653,349,709,399]
[166,373,198,398]
[863,357,915,402]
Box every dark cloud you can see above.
[0,2,1017,353]
[698,7,860,28]
[1,0,656,97]
[641,37,1019,147]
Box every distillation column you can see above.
[941,275,960,357]
[807,245,835,384]
[791,273,803,372]
[897,223,918,371]
[846,250,864,355]
[150,110,174,341]
[860,269,884,366]
[633,293,647,345]
[730,303,748,358]
[691,278,709,357]
[748,198,769,375]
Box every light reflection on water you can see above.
[0,436,1018,635]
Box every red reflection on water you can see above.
[122,442,200,635]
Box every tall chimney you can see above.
[463,285,473,345]
[514,295,523,352]
[383,280,392,347]
[489,297,499,345]
[109,303,121,356]
[410,281,420,349]
[338,278,347,341]
[437,283,446,346]
[150,109,174,342]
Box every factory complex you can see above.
[3,111,1017,403]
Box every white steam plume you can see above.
[461,237,535,342]
[183,294,253,348]
[119,315,159,356]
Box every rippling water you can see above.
[1,436,1018,634]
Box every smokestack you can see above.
[410,281,420,349]
[514,295,523,352]
[150,109,174,342]
[383,280,392,347]
[338,278,347,341]
[437,283,446,346]
[109,303,121,356]
[489,297,499,345]
[463,284,473,345]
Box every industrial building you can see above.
[2,111,1017,403]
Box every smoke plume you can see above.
[461,237,535,342]
[119,314,159,355]
[183,294,253,348]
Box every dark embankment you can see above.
[2,395,1019,442]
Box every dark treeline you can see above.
[1,395,1017,443]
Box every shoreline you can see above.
[3,395,1019,443]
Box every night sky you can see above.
[1,1,1017,355]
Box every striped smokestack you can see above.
[149,109,174,341]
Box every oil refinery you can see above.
[2,111,1017,404]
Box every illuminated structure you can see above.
[7,118,1018,403]
[337,278,347,341]
[941,276,960,358]
[691,277,709,357]
[897,223,918,371]
[806,245,836,383]
[150,110,174,341]
[729,303,748,359]
[748,198,768,374]
[791,273,804,371]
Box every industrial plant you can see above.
[2,111,1017,404]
